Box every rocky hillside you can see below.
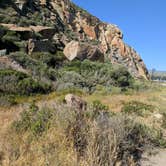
[0,0,149,80]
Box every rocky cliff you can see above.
[53,0,150,79]
[0,0,150,79]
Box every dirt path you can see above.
[141,149,166,166]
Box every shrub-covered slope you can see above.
[0,0,150,80]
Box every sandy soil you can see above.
[141,149,166,166]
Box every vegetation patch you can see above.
[9,52,58,83]
[0,94,17,107]
[0,69,51,95]
[3,99,166,165]
[30,51,66,68]
[122,101,155,117]
[13,103,53,136]
[57,60,133,93]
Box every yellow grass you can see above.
[0,82,165,165]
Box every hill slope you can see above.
[0,0,149,80]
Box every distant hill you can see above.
[149,70,166,81]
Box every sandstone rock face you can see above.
[3,0,150,79]
[0,24,56,40]
[63,41,104,61]
[65,94,87,111]
[65,12,149,79]
[48,0,150,79]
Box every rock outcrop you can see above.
[0,24,56,39]
[65,94,87,111]
[0,0,150,79]
[63,41,104,61]
[49,0,150,79]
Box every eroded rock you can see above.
[63,41,104,62]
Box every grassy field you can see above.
[0,82,166,165]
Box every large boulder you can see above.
[63,41,104,61]
[65,94,87,111]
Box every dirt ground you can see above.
[141,149,166,166]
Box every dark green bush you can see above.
[8,53,133,94]
[0,25,8,37]
[2,31,21,43]
[109,66,133,87]
[57,60,133,92]
[0,0,12,8]
[18,77,50,95]
[9,52,58,82]
[30,51,66,68]
[0,1,55,26]
[0,69,51,95]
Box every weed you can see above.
[13,103,53,136]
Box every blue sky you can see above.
[72,0,166,71]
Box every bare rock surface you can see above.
[63,41,104,61]
[65,94,87,111]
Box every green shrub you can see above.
[30,51,66,68]
[0,0,12,7]
[0,2,55,26]
[13,103,53,136]
[131,80,150,91]
[9,53,133,93]
[64,28,78,40]
[87,100,110,120]
[91,100,109,112]
[9,52,58,82]
[0,94,17,106]
[58,60,133,92]
[122,101,154,116]
[0,69,51,95]
[109,66,133,87]
[0,25,8,36]
[18,77,51,95]
[2,31,21,43]
[56,71,91,92]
